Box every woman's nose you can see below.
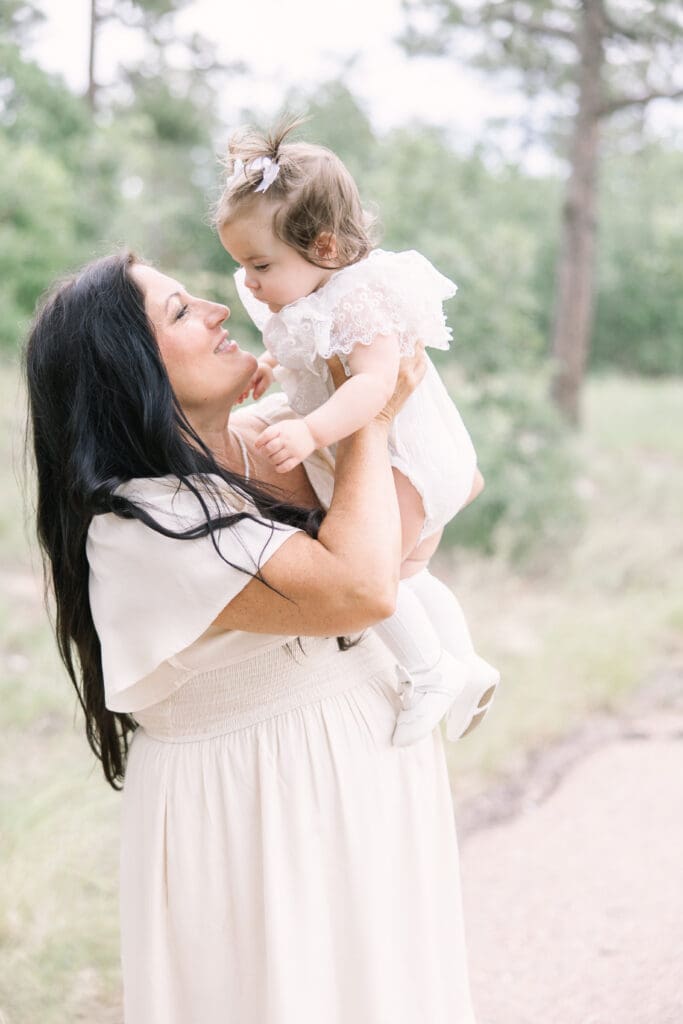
[209,302,230,326]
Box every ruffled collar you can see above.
[234,250,388,331]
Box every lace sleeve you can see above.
[324,285,408,359]
[316,250,456,360]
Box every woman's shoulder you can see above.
[88,475,251,544]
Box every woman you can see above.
[25,252,477,1023]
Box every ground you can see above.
[459,672,683,1024]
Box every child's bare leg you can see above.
[392,468,426,563]
[391,468,442,576]
[380,469,499,744]
[401,530,443,579]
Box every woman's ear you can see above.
[313,232,338,263]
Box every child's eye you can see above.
[254,264,269,272]
[175,304,189,321]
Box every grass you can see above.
[1,362,681,1020]
[0,363,122,1022]
[441,374,683,794]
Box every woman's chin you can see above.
[241,350,259,378]
[221,346,257,375]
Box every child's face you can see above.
[219,205,332,313]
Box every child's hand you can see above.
[255,418,317,473]
[236,361,275,404]
[251,360,275,400]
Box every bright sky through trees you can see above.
[30,0,507,130]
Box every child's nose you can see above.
[244,273,258,292]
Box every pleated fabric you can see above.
[121,634,475,1024]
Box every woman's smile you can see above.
[214,330,237,354]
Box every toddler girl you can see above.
[214,121,499,747]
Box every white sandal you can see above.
[392,651,470,748]
[445,655,500,742]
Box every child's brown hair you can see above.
[214,116,377,269]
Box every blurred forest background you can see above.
[1,0,682,1019]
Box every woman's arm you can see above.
[212,351,424,637]
[255,333,400,473]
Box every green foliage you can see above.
[0,40,124,348]
[444,368,579,561]
[0,137,82,346]
[0,0,43,43]
[0,41,90,156]
[279,79,379,181]
[0,7,230,349]
[594,145,683,375]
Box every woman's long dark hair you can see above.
[24,252,323,790]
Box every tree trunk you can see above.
[87,0,98,112]
[550,0,605,425]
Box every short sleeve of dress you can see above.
[315,249,457,361]
[86,476,300,712]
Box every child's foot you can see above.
[392,651,468,748]
[445,655,500,742]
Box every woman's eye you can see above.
[175,304,188,321]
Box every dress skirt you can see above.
[121,633,476,1024]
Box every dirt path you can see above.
[457,675,683,1024]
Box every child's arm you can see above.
[309,333,400,447]
[255,333,400,473]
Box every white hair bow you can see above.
[229,155,280,193]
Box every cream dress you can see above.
[86,399,475,1024]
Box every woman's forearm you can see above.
[214,419,402,637]
[317,419,402,610]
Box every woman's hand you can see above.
[376,342,426,425]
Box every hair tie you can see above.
[228,156,280,193]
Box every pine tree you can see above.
[402,0,683,423]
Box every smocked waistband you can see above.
[133,634,396,742]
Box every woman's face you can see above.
[132,264,257,423]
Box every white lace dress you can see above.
[86,414,476,1024]
[235,249,477,541]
